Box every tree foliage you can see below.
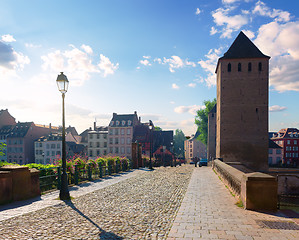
[194,98,216,145]
[173,129,185,158]
[0,142,6,156]
[154,126,162,131]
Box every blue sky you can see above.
[1,0,299,136]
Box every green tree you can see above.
[173,129,185,158]
[0,142,6,156]
[195,98,216,145]
[154,126,162,131]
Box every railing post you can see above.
[88,163,92,181]
[74,164,79,185]
[57,167,61,190]
[99,162,103,178]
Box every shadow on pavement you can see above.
[0,196,42,211]
[65,200,123,240]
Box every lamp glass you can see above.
[56,72,69,93]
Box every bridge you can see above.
[0,165,298,239]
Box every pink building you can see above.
[108,111,140,159]
[268,139,283,166]
[6,122,52,164]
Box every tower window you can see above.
[238,63,242,72]
[258,62,262,71]
[248,62,252,72]
[228,63,231,72]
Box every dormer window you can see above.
[116,121,119,126]
[110,121,114,126]
[122,120,125,126]
[128,120,132,126]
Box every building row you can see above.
[0,109,174,165]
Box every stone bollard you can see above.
[0,171,13,204]
[241,172,278,210]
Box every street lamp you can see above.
[56,72,70,200]
[149,122,153,170]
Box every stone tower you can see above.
[215,31,270,172]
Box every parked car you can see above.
[200,158,208,166]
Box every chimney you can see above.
[94,121,96,131]
[134,111,137,115]
[113,113,117,118]
[139,117,141,123]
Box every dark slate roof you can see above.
[0,125,14,136]
[8,122,33,138]
[269,139,282,149]
[133,124,149,143]
[109,112,139,127]
[220,32,270,60]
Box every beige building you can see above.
[184,132,207,163]
[88,126,108,159]
[215,31,269,172]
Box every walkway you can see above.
[0,168,143,222]
[167,167,299,240]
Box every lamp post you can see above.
[56,72,70,200]
[149,123,153,170]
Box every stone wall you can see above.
[213,159,277,210]
[0,166,40,204]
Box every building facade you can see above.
[108,112,140,159]
[0,109,16,162]
[271,128,299,167]
[268,139,283,166]
[184,133,207,163]
[6,122,52,164]
[215,31,270,172]
[88,126,108,159]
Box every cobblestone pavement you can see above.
[167,167,299,240]
[0,165,193,240]
[0,169,144,222]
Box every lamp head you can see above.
[56,72,69,94]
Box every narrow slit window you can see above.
[238,63,241,72]
[228,63,231,72]
[258,62,262,71]
[248,62,252,72]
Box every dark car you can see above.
[199,158,208,166]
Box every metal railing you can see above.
[39,160,132,193]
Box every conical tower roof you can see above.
[220,31,270,60]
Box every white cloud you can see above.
[212,7,248,38]
[140,59,151,66]
[81,44,93,54]
[254,21,299,91]
[210,27,218,35]
[1,34,16,42]
[195,8,201,15]
[170,101,175,104]
[198,48,222,87]
[222,0,239,4]
[163,56,196,72]
[98,54,119,77]
[0,41,30,76]
[242,30,255,39]
[41,45,118,86]
[188,83,196,88]
[269,105,287,112]
[143,56,151,59]
[253,1,290,23]
[174,105,205,115]
[25,43,42,48]
[172,83,180,89]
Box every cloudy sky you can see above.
[1,0,299,136]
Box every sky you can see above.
[1,0,299,136]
